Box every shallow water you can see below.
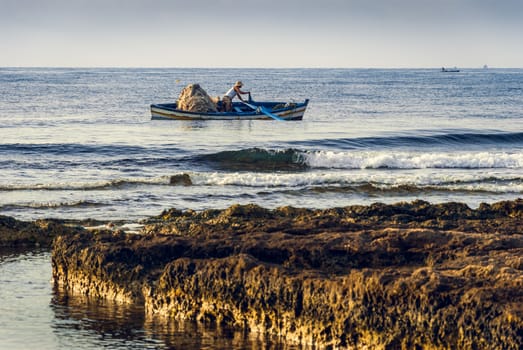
[0,250,303,349]
[1,67,523,348]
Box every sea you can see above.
[1,67,522,349]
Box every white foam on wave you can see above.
[0,176,172,191]
[192,172,343,188]
[301,150,523,169]
[3,170,523,195]
[190,170,523,193]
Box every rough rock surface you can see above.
[176,83,217,113]
[52,200,523,349]
[0,216,83,247]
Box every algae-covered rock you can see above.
[52,200,523,349]
[0,216,83,247]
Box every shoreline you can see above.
[2,200,523,348]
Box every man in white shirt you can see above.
[222,81,251,111]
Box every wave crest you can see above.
[303,150,523,169]
[0,177,171,191]
[194,147,523,171]
[194,148,307,171]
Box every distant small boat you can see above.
[441,67,460,72]
[151,99,309,121]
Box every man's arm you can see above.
[234,87,250,101]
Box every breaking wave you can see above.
[192,147,523,171]
[192,172,523,193]
[193,148,308,171]
[3,173,523,194]
[302,150,523,169]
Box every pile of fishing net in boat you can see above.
[176,84,218,113]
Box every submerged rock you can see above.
[169,173,192,186]
[52,200,523,349]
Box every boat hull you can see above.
[150,100,309,121]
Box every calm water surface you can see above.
[1,67,522,348]
[0,250,301,349]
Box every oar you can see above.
[241,101,286,121]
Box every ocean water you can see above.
[1,67,522,349]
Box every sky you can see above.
[1,0,522,68]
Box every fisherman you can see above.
[222,81,251,112]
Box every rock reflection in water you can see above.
[51,286,303,350]
[51,288,158,349]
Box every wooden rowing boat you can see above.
[150,99,309,121]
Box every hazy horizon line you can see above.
[2,65,519,70]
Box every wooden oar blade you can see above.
[259,106,285,121]
[240,101,286,121]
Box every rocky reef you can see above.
[51,200,523,349]
[0,216,83,248]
